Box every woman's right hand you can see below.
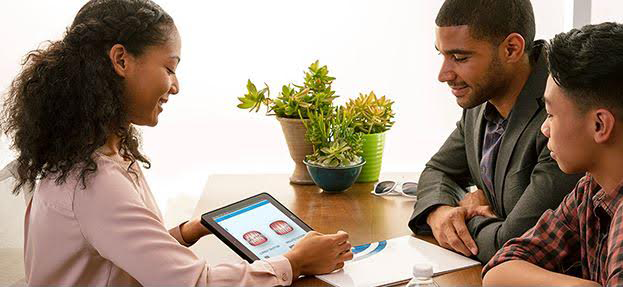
[283,230,353,278]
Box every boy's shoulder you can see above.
[566,174,594,201]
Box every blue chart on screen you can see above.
[351,241,387,262]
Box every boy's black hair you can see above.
[547,22,623,117]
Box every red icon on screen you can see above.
[270,220,294,235]
[243,231,268,246]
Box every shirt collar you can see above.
[483,102,507,125]
[591,175,623,217]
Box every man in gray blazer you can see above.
[408,0,583,263]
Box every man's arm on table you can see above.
[410,115,473,229]
[410,116,581,261]
[409,115,480,256]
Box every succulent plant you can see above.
[237,60,337,118]
[344,91,395,134]
[237,62,393,168]
[304,107,363,167]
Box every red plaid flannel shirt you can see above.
[482,174,623,286]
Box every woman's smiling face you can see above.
[122,26,181,127]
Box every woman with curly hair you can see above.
[0,0,353,285]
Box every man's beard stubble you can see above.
[457,56,509,109]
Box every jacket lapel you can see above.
[493,46,548,212]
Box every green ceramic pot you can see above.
[356,132,386,182]
[304,160,366,193]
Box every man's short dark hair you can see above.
[546,22,623,117]
[436,0,536,52]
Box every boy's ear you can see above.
[593,109,616,144]
[109,44,130,78]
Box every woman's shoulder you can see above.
[37,153,142,210]
[91,151,140,182]
[78,152,144,198]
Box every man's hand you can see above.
[459,189,491,209]
[426,196,496,256]
[427,206,478,256]
[459,189,497,219]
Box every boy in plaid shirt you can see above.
[482,22,623,286]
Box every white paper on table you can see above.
[316,235,480,287]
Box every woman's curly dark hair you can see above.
[0,0,174,194]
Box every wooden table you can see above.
[190,173,482,286]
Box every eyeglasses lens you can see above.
[402,182,418,195]
[374,181,395,194]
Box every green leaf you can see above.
[237,97,255,109]
[246,79,258,95]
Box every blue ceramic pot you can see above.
[303,160,366,193]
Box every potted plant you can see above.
[344,91,395,182]
[237,61,337,184]
[303,107,365,193]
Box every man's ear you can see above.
[593,109,616,144]
[499,32,526,64]
[109,44,130,78]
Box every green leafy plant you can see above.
[237,60,337,118]
[304,107,363,167]
[344,91,395,134]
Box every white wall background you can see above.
[592,0,623,23]
[0,1,606,249]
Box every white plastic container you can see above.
[406,263,436,287]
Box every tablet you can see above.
[200,193,312,262]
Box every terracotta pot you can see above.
[276,117,314,185]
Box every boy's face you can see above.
[541,76,595,174]
[435,25,508,109]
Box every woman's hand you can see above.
[180,217,212,244]
[283,230,353,279]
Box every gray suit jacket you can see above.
[408,43,583,263]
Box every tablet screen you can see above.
[211,199,308,259]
